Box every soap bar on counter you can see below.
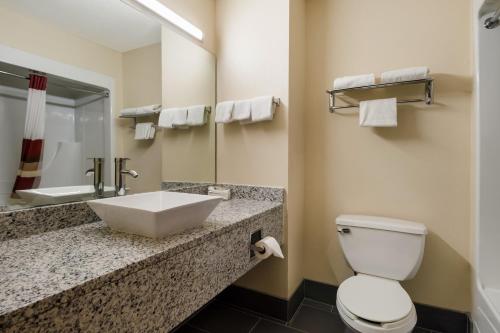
[208,186,231,200]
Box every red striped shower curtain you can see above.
[11,74,47,197]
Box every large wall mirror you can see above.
[0,0,216,212]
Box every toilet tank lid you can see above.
[336,215,427,235]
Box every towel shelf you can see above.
[119,106,212,129]
[119,111,160,129]
[326,78,434,112]
[118,111,160,119]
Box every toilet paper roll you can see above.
[255,236,284,260]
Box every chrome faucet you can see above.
[114,158,139,196]
[85,158,105,198]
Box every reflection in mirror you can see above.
[0,0,161,211]
[161,27,216,184]
[0,63,112,210]
[0,0,217,212]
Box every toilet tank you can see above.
[336,215,427,281]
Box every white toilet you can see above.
[335,215,427,333]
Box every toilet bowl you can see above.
[335,215,427,333]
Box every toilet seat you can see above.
[336,274,417,333]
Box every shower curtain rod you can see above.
[0,70,110,97]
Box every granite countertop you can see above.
[0,199,282,321]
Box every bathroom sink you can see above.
[87,191,222,238]
[16,185,115,205]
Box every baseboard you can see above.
[217,282,304,322]
[218,279,471,333]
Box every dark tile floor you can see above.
[173,298,442,333]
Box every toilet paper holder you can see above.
[250,244,266,254]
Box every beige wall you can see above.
[304,0,473,312]
[287,0,306,297]
[216,0,291,298]
[122,44,162,193]
[161,27,216,183]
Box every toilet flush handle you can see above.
[337,227,351,234]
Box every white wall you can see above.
[0,86,27,203]
[39,97,79,188]
[75,95,107,185]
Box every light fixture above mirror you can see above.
[121,0,204,41]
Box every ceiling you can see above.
[0,0,161,52]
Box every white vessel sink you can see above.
[87,191,222,238]
[16,185,115,205]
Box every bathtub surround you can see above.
[0,186,284,332]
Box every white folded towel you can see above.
[215,101,234,123]
[187,105,207,126]
[172,108,188,126]
[137,104,161,114]
[120,104,160,117]
[333,74,375,90]
[233,99,252,121]
[250,96,275,122]
[120,107,139,117]
[380,67,429,84]
[135,122,154,140]
[148,125,156,139]
[158,108,175,129]
[359,98,397,127]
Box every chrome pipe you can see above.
[250,244,266,254]
[86,158,105,198]
[114,158,138,196]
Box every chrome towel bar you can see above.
[326,78,434,113]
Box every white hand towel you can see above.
[136,104,161,115]
[121,104,160,117]
[250,96,275,122]
[333,74,375,90]
[158,108,175,129]
[187,105,207,126]
[359,98,397,127]
[215,101,234,123]
[233,99,252,121]
[135,122,153,140]
[120,107,138,117]
[172,108,188,126]
[380,67,429,84]
[148,125,156,139]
